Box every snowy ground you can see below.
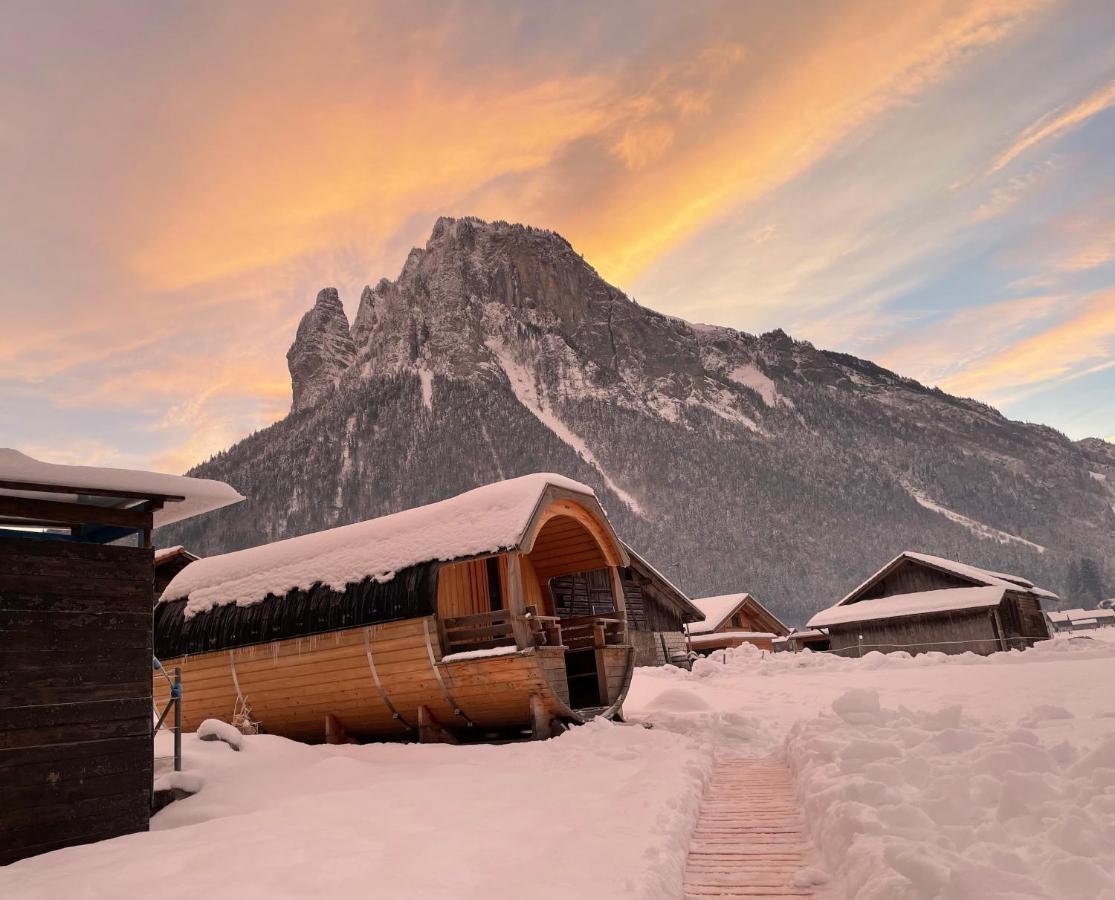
[4,633,1115,899]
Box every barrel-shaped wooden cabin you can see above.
[154,474,636,742]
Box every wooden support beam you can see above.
[595,649,611,705]
[529,693,551,741]
[506,552,533,650]
[325,713,353,745]
[0,495,153,531]
[417,706,459,744]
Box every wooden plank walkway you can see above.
[684,758,816,898]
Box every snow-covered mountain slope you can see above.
[160,217,1114,622]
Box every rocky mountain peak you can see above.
[286,287,356,413]
[169,216,1114,619]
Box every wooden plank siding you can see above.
[154,619,589,741]
[0,537,153,866]
[827,608,1001,657]
[553,566,691,666]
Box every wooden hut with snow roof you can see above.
[153,545,200,598]
[0,449,241,865]
[550,541,703,667]
[153,474,639,743]
[808,551,1056,657]
[685,593,790,653]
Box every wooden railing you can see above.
[441,608,627,656]
[441,609,519,655]
[558,615,626,651]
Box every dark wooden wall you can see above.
[0,537,153,865]
[550,566,687,633]
[827,608,1001,657]
[855,560,973,602]
[998,592,1051,648]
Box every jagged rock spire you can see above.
[287,288,356,412]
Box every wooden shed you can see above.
[153,474,639,744]
[550,542,703,667]
[685,593,790,653]
[808,551,1057,657]
[153,545,200,598]
[773,628,831,653]
[0,449,242,865]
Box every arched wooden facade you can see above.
[153,478,635,742]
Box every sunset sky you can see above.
[2,0,1114,474]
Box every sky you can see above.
[1,0,1114,474]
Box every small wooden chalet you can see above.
[1049,607,1115,632]
[808,551,1057,657]
[153,545,200,597]
[550,541,703,667]
[773,628,831,653]
[0,449,241,865]
[685,593,790,653]
[154,474,641,744]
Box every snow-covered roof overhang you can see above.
[0,448,243,530]
[162,473,616,618]
[809,585,1007,628]
[154,545,201,566]
[834,551,1059,606]
[687,593,751,635]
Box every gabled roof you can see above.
[686,593,790,636]
[154,545,200,566]
[835,550,1059,607]
[621,542,704,623]
[809,585,1006,628]
[162,473,623,618]
[0,448,243,528]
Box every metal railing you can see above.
[152,658,181,772]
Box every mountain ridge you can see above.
[159,216,1115,621]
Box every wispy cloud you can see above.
[3,0,1114,467]
[988,77,1115,174]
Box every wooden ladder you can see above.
[684,757,817,898]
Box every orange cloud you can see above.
[941,289,1115,399]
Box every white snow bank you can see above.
[197,718,244,750]
[153,771,204,795]
[727,363,780,406]
[788,688,1115,898]
[162,473,596,617]
[809,585,1006,628]
[0,448,243,528]
[627,635,1115,899]
[3,721,713,900]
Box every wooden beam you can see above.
[324,713,353,745]
[416,706,459,744]
[529,693,551,741]
[0,495,153,531]
[0,480,185,503]
[506,552,533,650]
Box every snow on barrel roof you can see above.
[162,473,596,618]
[687,593,751,635]
[0,448,243,528]
[809,585,1007,628]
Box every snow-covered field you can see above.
[4,633,1115,899]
